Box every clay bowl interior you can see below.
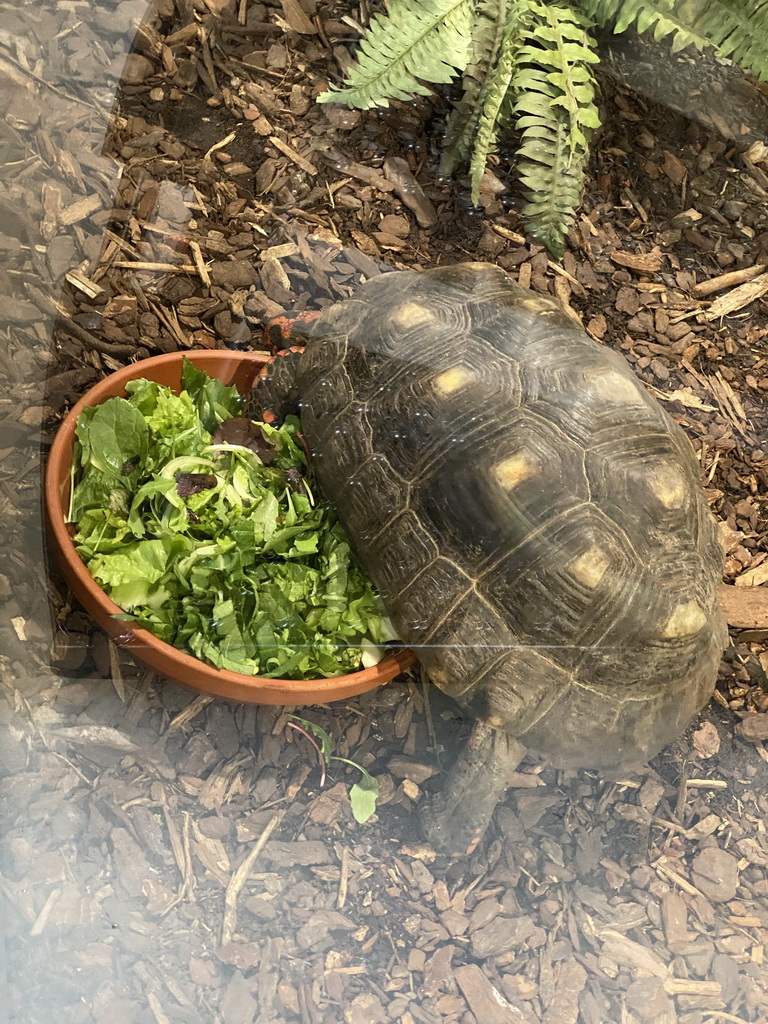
[44,350,415,704]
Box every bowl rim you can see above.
[44,350,415,704]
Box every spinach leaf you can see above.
[82,398,148,477]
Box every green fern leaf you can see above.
[317,0,473,110]
[468,2,526,201]
[441,0,512,175]
[578,0,768,79]
[512,3,601,257]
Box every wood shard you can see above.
[454,963,523,1024]
[64,269,105,299]
[268,135,317,175]
[705,271,768,318]
[609,248,664,272]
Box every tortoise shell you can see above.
[285,262,726,768]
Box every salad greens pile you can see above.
[69,358,396,679]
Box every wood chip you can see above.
[454,964,523,1024]
[599,930,669,977]
[268,134,317,175]
[721,583,768,628]
[59,194,103,226]
[661,891,690,951]
[64,269,105,299]
[610,248,664,272]
[279,0,317,34]
[705,272,768,318]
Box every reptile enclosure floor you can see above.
[1,1,767,1023]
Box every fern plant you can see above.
[318,0,768,258]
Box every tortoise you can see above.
[248,261,727,856]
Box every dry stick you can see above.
[705,271,768,319]
[664,979,722,997]
[112,260,197,273]
[221,810,285,946]
[654,861,705,898]
[188,240,211,286]
[167,695,213,734]
[337,846,350,910]
[269,135,318,176]
[691,263,766,297]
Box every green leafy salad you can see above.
[69,358,396,678]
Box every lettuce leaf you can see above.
[70,357,394,678]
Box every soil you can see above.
[1,1,768,1023]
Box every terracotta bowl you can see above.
[44,350,415,704]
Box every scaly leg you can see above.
[420,723,525,857]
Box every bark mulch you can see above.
[1,1,767,1023]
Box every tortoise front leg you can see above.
[420,723,525,857]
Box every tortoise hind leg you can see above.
[420,723,525,857]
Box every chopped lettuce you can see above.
[70,357,397,678]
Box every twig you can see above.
[221,810,284,945]
[337,846,350,909]
[421,667,438,766]
[691,263,766,298]
[269,135,318,176]
[112,260,197,273]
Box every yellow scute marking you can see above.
[389,302,432,330]
[663,601,707,638]
[571,546,610,588]
[647,465,687,509]
[493,452,537,490]
[591,370,645,405]
[434,367,476,395]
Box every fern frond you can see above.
[441,0,513,175]
[317,0,473,110]
[578,0,768,79]
[512,3,600,257]
[468,2,526,201]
